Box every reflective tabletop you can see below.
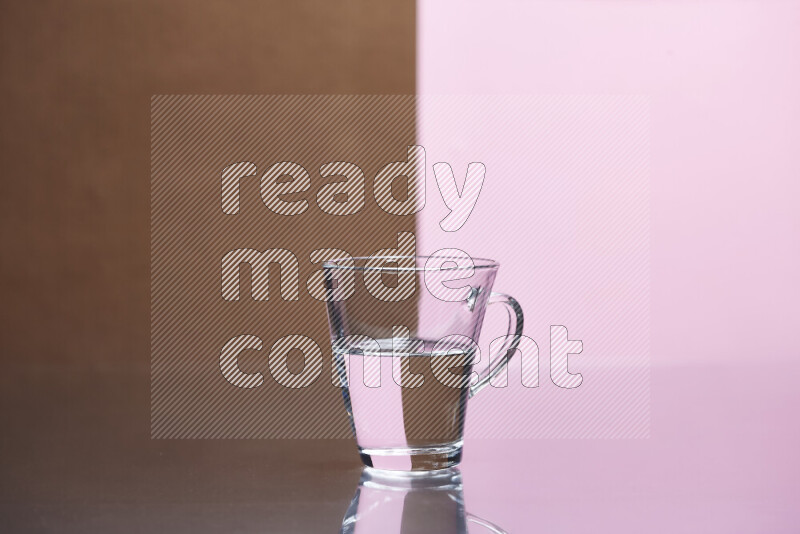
[1,362,797,532]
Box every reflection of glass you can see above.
[340,467,507,534]
[324,256,524,472]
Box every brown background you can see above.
[0,0,414,530]
[150,95,416,438]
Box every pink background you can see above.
[418,0,799,531]
[418,94,651,439]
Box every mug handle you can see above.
[467,513,508,533]
[469,292,524,397]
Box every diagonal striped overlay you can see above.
[152,95,650,440]
[151,95,418,438]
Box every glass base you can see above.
[358,441,463,472]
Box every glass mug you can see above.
[323,255,523,472]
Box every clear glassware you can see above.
[323,255,523,472]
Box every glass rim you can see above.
[322,255,499,271]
